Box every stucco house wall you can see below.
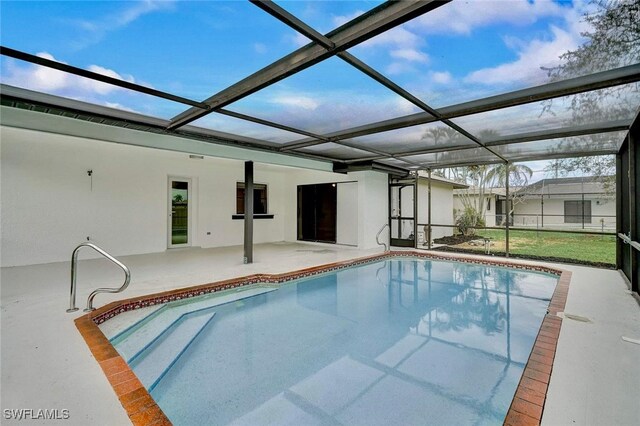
[1,120,388,267]
[513,195,615,229]
[417,180,457,242]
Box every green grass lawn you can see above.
[455,229,616,265]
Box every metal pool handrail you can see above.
[67,242,131,313]
[376,223,390,251]
[618,232,640,252]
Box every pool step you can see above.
[111,286,277,362]
[129,308,216,391]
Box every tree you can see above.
[450,164,493,232]
[541,0,639,190]
[488,163,533,225]
[449,162,533,231]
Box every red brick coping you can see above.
[74,251,570,426]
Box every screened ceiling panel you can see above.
[495,131,628,162]
[342,122,477,155]
[1,0,639,171]
[294,142,378,160]
[450,84,640,140]
[225,57,422,135]
[347,0,639,109]
[190,112,304,144]
[399,147,502,169]
[0,1,303,101]
[276,1,386,35]
[377,157,421,170]
[0,57,186,119]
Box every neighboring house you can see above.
[454,177,615,231]
[512,177,615,230]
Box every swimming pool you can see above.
[99,256,560,425]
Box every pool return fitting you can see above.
[67,242,131,313]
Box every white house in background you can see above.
[453,187,509,228]
[0,106,392,268]
[453,177,615,231]
[512,177,616,231]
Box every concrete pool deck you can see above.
[1,242,639,425]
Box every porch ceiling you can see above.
[1,0,639,172]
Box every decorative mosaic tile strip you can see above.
[76,251,569,426]
[75,316,171,426]
[90,251,563,325]
[504,270,572,426]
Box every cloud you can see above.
[390,48,429,63]
[431,71,453,85]
[253,43,268,54]
[289,32,311,48]
[386,62,417,75]
[332,10,366,28]
[465,25,582,86]
[3,52,138,98]
[269,95,319,111]
[408,0,567,35]
[70,0,176,49]
[103,102,139,113]
[361,26,422,49]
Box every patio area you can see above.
[1,243,638,425]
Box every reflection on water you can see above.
[151,259,556,425]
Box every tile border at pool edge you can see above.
[74,250,568,426]
[504,269,572,426]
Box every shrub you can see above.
[455,207,485,236]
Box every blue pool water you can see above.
[116,258,558,425]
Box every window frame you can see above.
[236,182,268,215]
[564,200,592,223]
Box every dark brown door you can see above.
[297,183,337,243]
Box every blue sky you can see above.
[1,0,614,180]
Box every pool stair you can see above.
[110,285,277,362]
[109,285,278,391]
[129,307,216,391]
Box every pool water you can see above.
[117,258,558,425]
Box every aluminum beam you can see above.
[281,64,640,149]
[216,108,331,142]
[0,46,209,109]
[407,149,620,169]
[250,0,335,50]
[253,1,504,163]
[167,0,448,130]
[314,119,630,161]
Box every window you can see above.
[487,198,491,211]
[564,200,592,223]
[236,183,267,214]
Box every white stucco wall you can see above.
[336,182,358,246]
[1,124,389,267]
[352,171,388,250]
[513,197,615,229]
[417,180,456,241]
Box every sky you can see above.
[0,0,623,179]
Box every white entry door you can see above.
[168,177,191,248]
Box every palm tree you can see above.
[487,163,533,225]
[487,163,533,188]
